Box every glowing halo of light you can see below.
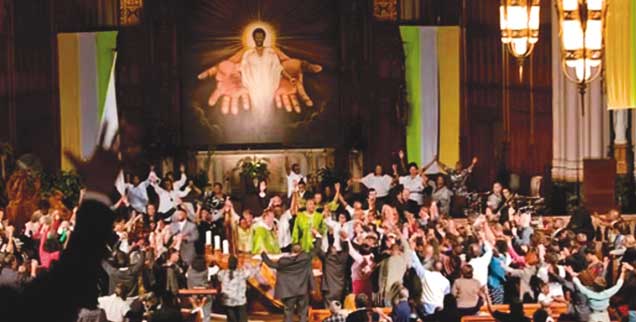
[242,21,277,48]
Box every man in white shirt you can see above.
[149,165,191,221]
[125,174,150,214]
[351,164,393,210]
[411,253,451,315]
[270,195,293,252]
[98,284,130,322]
[398,163,426,205]
[285,159,305,198]
[467,241,494,287]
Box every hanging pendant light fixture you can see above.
[500,0,541,79]
[555,0,608,115]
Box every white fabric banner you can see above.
[419,27,440,171]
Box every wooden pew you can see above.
[462,303,568,322]
[309,303,568,322]
[308,307,392,322]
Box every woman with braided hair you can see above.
[217,255,259,322]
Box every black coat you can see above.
[261,238,320,299]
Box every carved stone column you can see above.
[614,110,629,175]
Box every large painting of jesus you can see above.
[181,0,340,147]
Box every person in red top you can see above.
[38,225,61,269]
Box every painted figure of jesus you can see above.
[198,24,322,115]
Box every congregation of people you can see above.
[1,149,636,322]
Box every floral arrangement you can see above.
[235,156,270,181]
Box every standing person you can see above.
[101,248,146,298]
[261,236,321,322]
[452,265,484,316]
[548,265,590,322]
[244,180,273,216]
[186,256,212,322]
[431,175,453,216]
[391,285,412,322]
[316,232,350,304]
[217,256,258,322]
[286,156,305,199]
[149,165,191,222]
[194,204,213,255]
[170,209,199,266]
[567,263,633,322]
[377,229,412,307]
[125,173,151,214]
[487,182,504,213]
[438,156,478,196]
[270,195,293,253]
[291,196,326,253]
[351,164,394,210]
[488,240,508,304]
[410,254,451,316]
[251,210,281,254]
[98,284,130,322]
[346,236,376,301]
[467,239,494,288]
[397,163,426,206]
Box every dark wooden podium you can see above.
[583,159,616,214]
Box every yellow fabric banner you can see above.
[437,27,461,166]
[58,34,81,171]
[606,0,636,110]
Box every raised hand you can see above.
[274,59,322,113]
[64,123,120,197]
[198,60,250,115]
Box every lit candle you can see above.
[205,231,212,246]
[214,235,221,250]
[222,240,229,255]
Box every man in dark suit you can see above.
[261,234,321,322]
[101,248,146,298]
[0,130,122,322]
[170,208,199,265]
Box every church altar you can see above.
[195,148,336,195]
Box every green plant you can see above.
[41,171,83,208]
[235,156,270,181]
